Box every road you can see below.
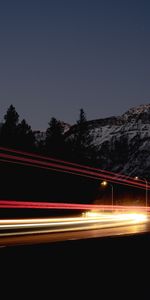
[0,209,149,247]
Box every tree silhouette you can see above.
[45,117,65,157]
[0,104,19,147]
[71,108,96,163]
[16,119,35,151]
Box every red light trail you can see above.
[0,148,149,246]
[0,158,148,194]
[0,200,149,211]
[0,146,144,183]
[0,148,150,190]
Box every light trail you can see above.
[0,146,146,185]
[0,149,149,246]
[1,157,148,191]
[0,147,135,181]
[0,200,149,212]
[0,158,149,193]
[0,151,150,190]
[0,211,147,238]
[0,146,136,180]
[0,146,149,188]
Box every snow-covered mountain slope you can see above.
[89,104,150,148]
[67,104,150,177]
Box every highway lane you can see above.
[0,210,149,247]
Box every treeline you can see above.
[0,105,97,165]
[0,105,100,207]
[0,105,140,208]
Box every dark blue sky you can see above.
[0,0,150,130]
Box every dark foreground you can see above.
[1,233,149,298]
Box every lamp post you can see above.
[101,181,114,208]
[134,176,148,209]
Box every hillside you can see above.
[66,104,150,177]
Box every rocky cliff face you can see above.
[34,104,150,177]
[67,104,150,177]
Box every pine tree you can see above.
[71,108,95,163]
[17,119,35,150]
[0,105,19,147]
[45,117,65,157]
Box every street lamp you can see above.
[101,181,114,208]
[134,176,148,209]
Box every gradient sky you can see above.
[0,0,150,130]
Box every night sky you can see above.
[0,0,150,130]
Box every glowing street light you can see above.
[101,180,108,186]
[101,180,114,208]
[134,176,148,209]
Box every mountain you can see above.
[66,104,150,177]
